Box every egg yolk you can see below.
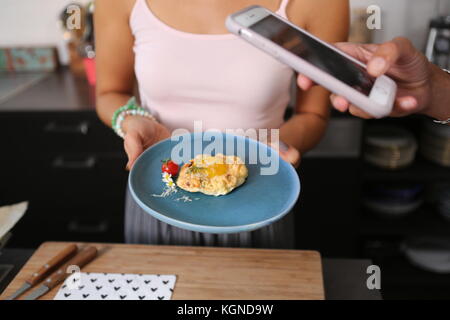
[206,163,228,178]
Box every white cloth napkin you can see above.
[0,202,28,240]
[54,272,177,300]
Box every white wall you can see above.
[0,0,90,46]
[0,0,90,63]
[0,0,449,51]
[351,0,450,49]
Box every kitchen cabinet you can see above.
[357,116,450,300]
[0,110,128,248]
[295,158,362,257]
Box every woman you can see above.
[95,0,349,248]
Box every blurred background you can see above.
[0,0,450,300]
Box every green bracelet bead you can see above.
[111,97,157,138]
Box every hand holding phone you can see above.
[297,38,434,119]
[226,6,398,118]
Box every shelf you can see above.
[380,256,450,286]
[358,205,450,237]
[374,256,450,299]
[362,156,450,182]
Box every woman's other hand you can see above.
[297,37,433,119]
[280,144,301,168]
[122,116,170,170]
[269,141,301,168]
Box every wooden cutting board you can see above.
[1,242,324,300]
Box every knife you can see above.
[6,244,78,300]
[23,246,97,300]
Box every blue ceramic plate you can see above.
[129,132,300,234]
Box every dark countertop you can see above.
[0,249,33,295]
[0,249,381,300]
[322,258,382,300]
[0,69,96,112]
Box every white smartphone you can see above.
[226,6,397,118]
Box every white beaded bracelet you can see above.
[112,97,157,138]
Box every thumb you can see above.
[124,131,144,170]
[367,37,414,77]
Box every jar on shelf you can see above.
[364,125,418,170]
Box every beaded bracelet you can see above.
[112,97,157,138]
[434,118,450,125]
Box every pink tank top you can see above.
[130,0,294,132]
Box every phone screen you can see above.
[249,15,375,95]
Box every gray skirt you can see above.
[124,187,295,249]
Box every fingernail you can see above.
[369,57,387,75]
[400,98,417,110]
[334,96,347,111]
[299,78,309,89]
[279,141,289,153]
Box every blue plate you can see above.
[129,132,300,234]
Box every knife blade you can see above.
[5,243,78,300]
[23,246,97,300]
[22,284,49,301]
[6,282,31,300]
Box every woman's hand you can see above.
[297,37,433,119]
[269,141,301,168]
[280,144,301,168]
[122,116,171,170]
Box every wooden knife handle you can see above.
[44,246,97,290]
[25,244,78,286]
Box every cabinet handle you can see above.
[67,220,109,234]
[44,121,89,135]
[52,156,96,170]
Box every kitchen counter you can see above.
[0,68,95,112]
[0,247,382,300]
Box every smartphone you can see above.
[226,6,397,118]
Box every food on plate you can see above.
[176,154,248,196]
[161,159,179,176]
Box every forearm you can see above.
[96,92,133,128]
[427,64,450,121]
[280,112,328,154]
